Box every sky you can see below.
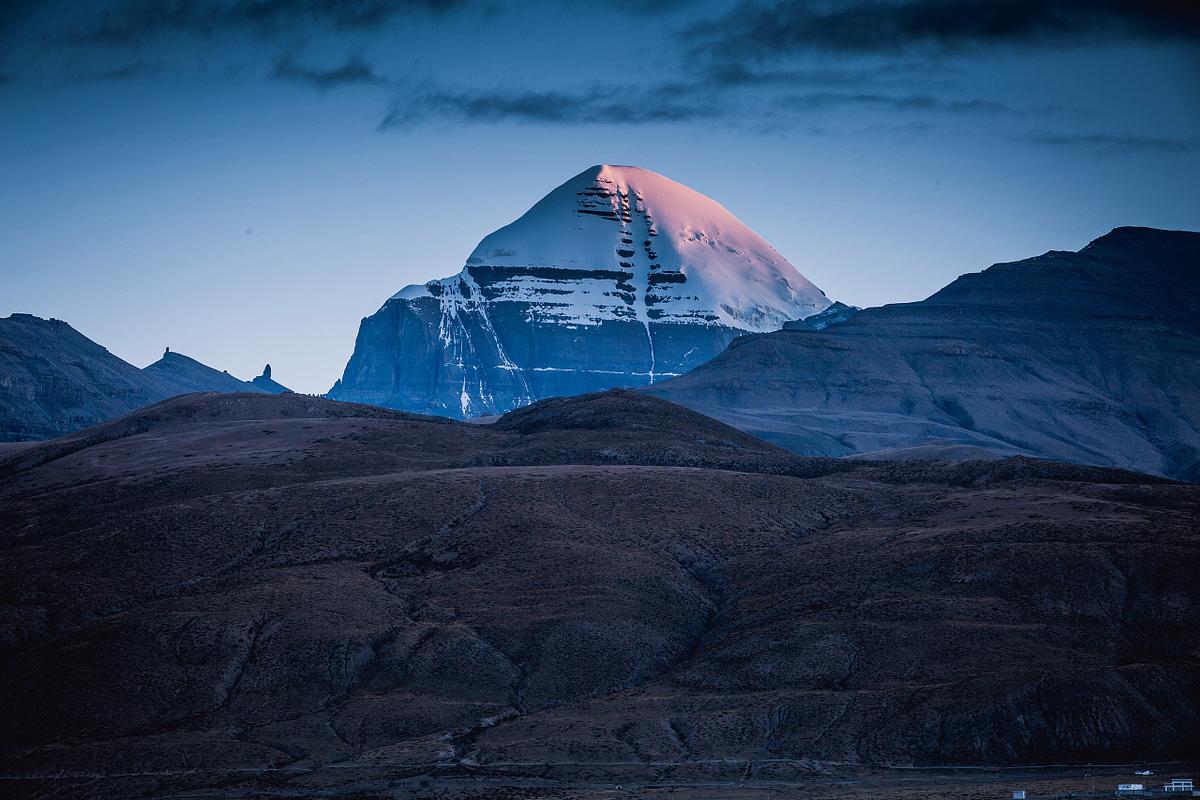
[1,1,1198,394]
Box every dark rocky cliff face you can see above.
[0,314,178,441]
[329,288,748,417]
[649,227,1200,481]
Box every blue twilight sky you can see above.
[1,1,1198,393]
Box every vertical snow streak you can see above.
[618,185,656,384]
[460,269,534,409]
[436,270,535,416]
[435,278,481,417]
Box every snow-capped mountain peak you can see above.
[337,165,831,418]
[443,164,828,331]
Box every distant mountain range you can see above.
[649,227,1200,481]
[3,193,1197,484]
[328,165,831,417]
[0,314,289,441]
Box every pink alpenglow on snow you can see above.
[395,165,830,331]
[336,165,832,418]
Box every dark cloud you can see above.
[69,0,469,46]
[750,117,937,137]
[376,74,1014,131]
[272,53,386,89]
[73,60,165,82]
[1025,131,1200,154]
[703,60,959,89]
[379,84,713,129]
[693,0,1200,56]
[706,62,883,88]
[784,91,1011,113]
[599,0,696,14]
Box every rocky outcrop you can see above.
[649,227,1200,481]
[328,165,830,417]
[783,300,859,330]
[251,363,291,394]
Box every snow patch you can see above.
[392,165,830,333]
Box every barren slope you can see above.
[648,227,1200,481]
[0,391,1197,799]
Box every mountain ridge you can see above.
[144,349,271,395]
[648,226,1200,480]
[0,314,291,441]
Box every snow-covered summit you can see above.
[337,165,832,419]
[397,164,829,331]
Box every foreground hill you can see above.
[648,227,1200,481]
[0,314,288,441]
[1,391,1196,798]
[328,165,830,418]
